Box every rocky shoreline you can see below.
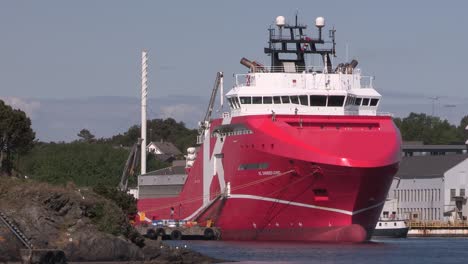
[0,177,225,263]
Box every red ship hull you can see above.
[138,114,401,242]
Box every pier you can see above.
[408,221,468,237]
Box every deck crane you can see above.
[197,72,223,144]
[119,139,142,192]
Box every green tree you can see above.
[77,128,95,142]
[458,115,468,142]
[394,112,462,144]
[0,100,35,175]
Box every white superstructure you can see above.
[225,15,383,118]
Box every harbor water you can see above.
[167,237,468,263]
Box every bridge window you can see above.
[328,96,345,107]
[273,96,281,104]
[234,97,240,108]
[252,97,262,104]
[370,98,379,106]
[345,96,355,106]
[240,97,252,104]
[228,98,234,108]
[263,96,273,104]
[290,96,299,104]
[310,95,327,106]
[354,98,362,106]
[281,96,290,104]
[299,95,308,106]
[362,98,370,106]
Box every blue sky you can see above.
[1,0,467,141]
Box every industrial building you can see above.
[383,143,468,222]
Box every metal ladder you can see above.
[0,211,33,249]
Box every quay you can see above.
[408,221,468,237]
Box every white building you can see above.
[385,144,468,222]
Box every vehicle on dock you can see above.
[135,219,221,240]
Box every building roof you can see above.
[396,154,468,179]
[142,164,186,176]
[402,143,466,153]
[148,141,182,155]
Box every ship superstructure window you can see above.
[281,96,290,104]
[370,98,379,106]
[362,98,370,106]
[273,96,281,104]
[290,96,299,104]
[238,162,269,170]
[240,97,252,104]
[354,98,362,106]
[345,96,355,106]
[263,96,273,104]
[327,96,345,107]
[252,97,262,104]
[234,97,241,108]
[228,98,234,108]
[299,95,308,106]
[310,95,327,106]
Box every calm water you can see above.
[167,237,468,264]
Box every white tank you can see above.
[187,147,196,154]
[276,16,285,27]
[315,17,325,28]
[186,160,194,167]
[187,153,196,160]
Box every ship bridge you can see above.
[225,15,384,118]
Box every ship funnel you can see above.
[240,58,267,73]
[240,57,255,70]
[344,59,359,74]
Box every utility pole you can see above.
[428,96,441,117]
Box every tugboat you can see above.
[137,15,401,242]
[374,219,409,238]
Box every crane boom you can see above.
[198,72,223,139]
[119,139,142,192]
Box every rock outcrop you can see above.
[0,177,222,263]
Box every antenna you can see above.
[345,43,349,62]
[295,9,298,26]
[427,96,443,117]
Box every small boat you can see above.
[373,219,409,238]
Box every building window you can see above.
[461,189,466,197]
[451,189,456,201]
